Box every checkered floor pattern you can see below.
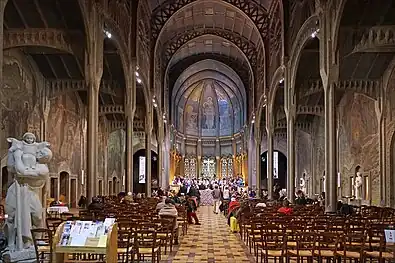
[161,206,254,263]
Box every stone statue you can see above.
[300,177,306,194]
[5,132,52,260]
[354,172,363,200]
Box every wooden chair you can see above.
[45,217,63,236]
[31,228,52,263]
[260,232,287,263]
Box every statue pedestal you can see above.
[3,247,36,262]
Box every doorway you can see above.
[50,177,59,200]
[260,151,287,189]
[70,179,77,208]
[109,181,113,195]
[112,177,117,194]
[59,172,70,204]
[98,180,103,196]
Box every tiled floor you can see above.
[162,206,254,263]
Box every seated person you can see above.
[88,197,104,212]
[227,197,241,225]
[278,200,293,215]
[78,195,88,208]
[156,196,167,211]
[295,190,307,205]
[185,196,201,225]
[159,198,179,245]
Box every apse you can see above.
[172,60,246,139]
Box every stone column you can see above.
[323,83,337,212]
[125,59,136,193]
[375,93,385,205]
[232,138,237,177]
[157,123,164,188]
[319,7,339,213]
[215,139,220,178]
[145,119,152,197]
[266,114,274,199]
[286,114,296,202]
[255,134,261,197]
[85,4,103,201]
[197,140,202,178]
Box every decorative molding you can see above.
[299,79,380,100]
[4,29,73,54]
[99,104,124,115]
[277,105,324,120]
[275,121,312,134]
[47,79,119,98]
[352,26,395,53]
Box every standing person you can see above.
[186,196,201,225]
[212,185,222,214]
[222,186,230,201]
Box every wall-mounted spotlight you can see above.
[104,29,112,39]
[135,71,139,77]
[251,115,255,124]
[279,78,284,84]
[311,28,320,38]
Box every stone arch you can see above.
[289,15,320,91]
[331,0,348,51]
[166,35,254,82]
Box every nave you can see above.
[163,206,253,263]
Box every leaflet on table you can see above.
[58,219,116,246]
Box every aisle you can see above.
[163,206,254,263]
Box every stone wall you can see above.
[0,50,126,201]
[337,92,379,205]
[311,117,325,195]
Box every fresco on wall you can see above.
[234,104,241,132]
[184,104,198,135]
[219,99,232,136]
[338,92,379,203]
[178,107,184,131]
[107,130,123,180]
[1,55,38,156]
[176,79,244,138]
[47,94,82,175]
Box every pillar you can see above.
[319,7,339,213]
[157,123,164,188]
[323,83,337,212]
[197,140,202,178]
[266,112,274,199]
[255,135,261,197]
[145,125,152,196]
[125,58,136,193]
[286,114,296,202]
[85,5,103,201]
[232,138,237,177]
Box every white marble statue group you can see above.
[5,132,52,257]
[354,172,363,200]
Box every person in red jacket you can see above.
[278,200,293,215]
